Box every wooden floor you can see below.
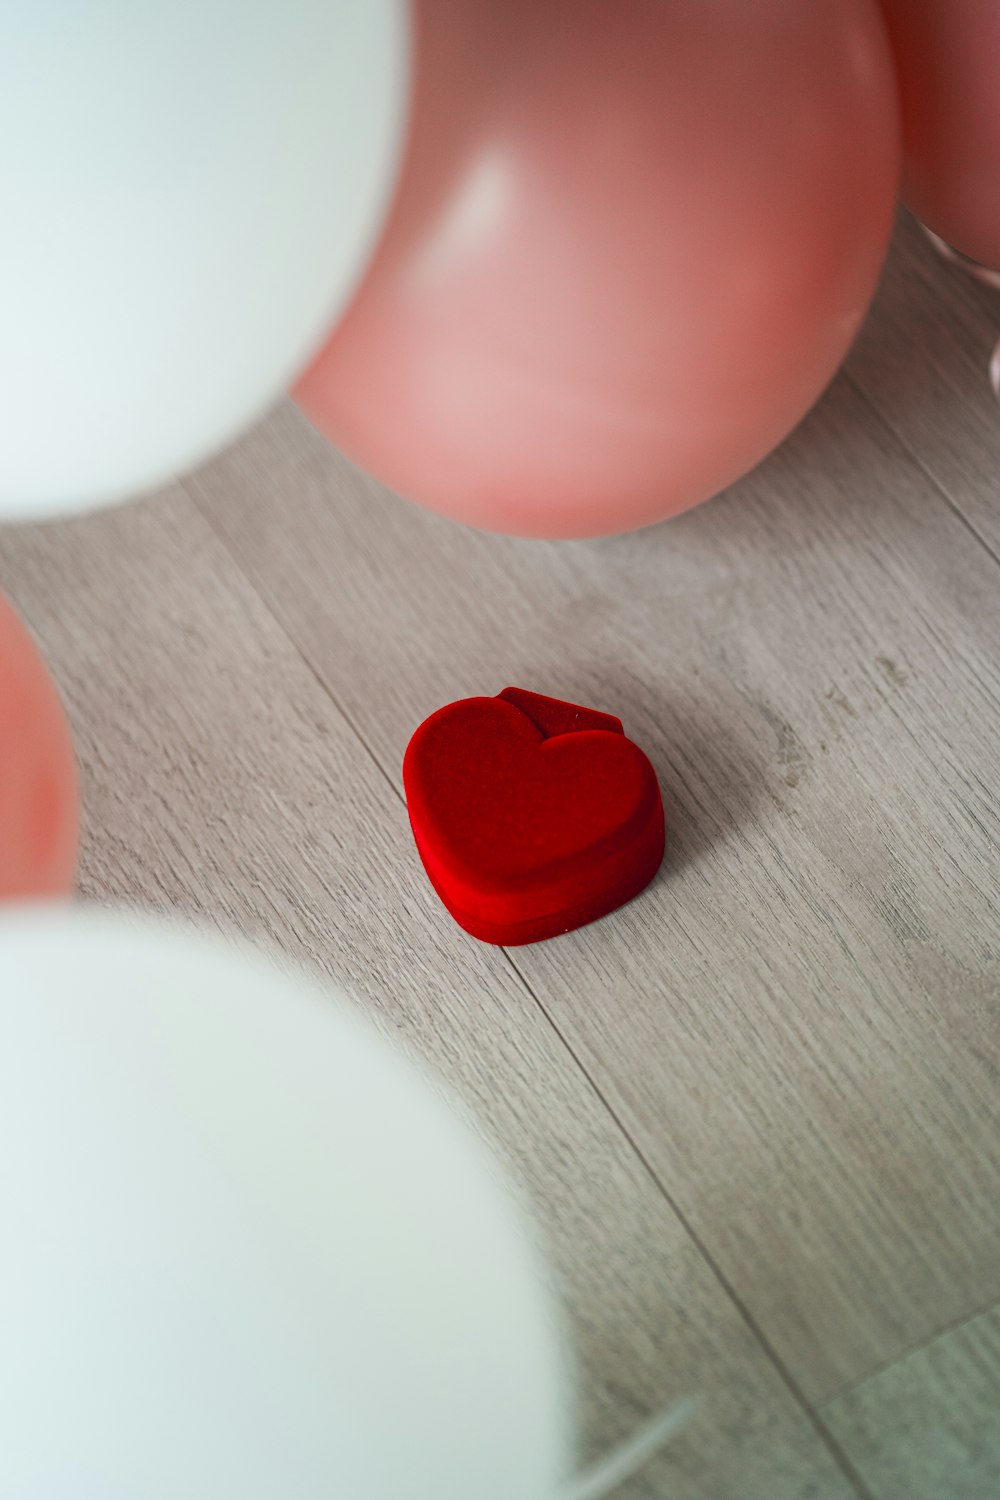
[2,212,999,1498]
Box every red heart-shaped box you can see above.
[403,687,665,945]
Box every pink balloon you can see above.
[295,0,899,538]
[0,593,77,900]
[880,0,1000,270]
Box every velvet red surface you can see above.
[403,688,665,945]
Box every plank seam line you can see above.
[501,949,878,1500]
[190,485,406,810]
[844,371,1000,573]
[818,1291,1000,1410]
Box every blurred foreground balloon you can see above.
[0,907,569,1498]
[296,0,899,538]
[0,0,409,521]
[0,594,76,898]
[880,0,1000,270]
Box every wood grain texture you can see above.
[185,368,1000,1407]
[846,210,1000,558]
[822,1302,1000,1500]
[0,495,860,1498]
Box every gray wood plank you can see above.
[0,494,860,1498]
[846,210,1000,558]
[822,1302,1000,1500]
[185,376,1000,1408]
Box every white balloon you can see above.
[0,907,571,1497]
[0,1,408,520]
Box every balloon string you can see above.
[560,1397,696,1500]
[921,224,1000,399]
